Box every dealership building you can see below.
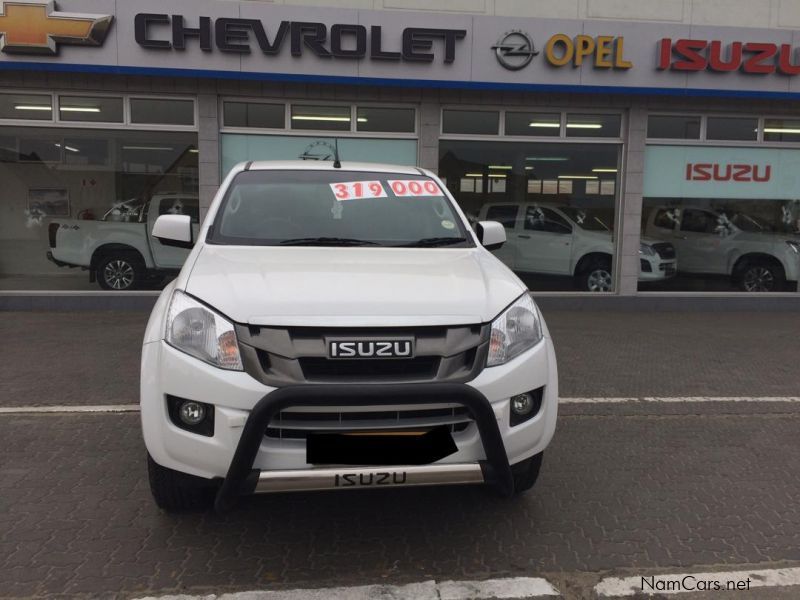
[2,0,800,306]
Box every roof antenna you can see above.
[333,138,341,169]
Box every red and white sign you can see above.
[330,181,387,201]
[644,146,800,200]
[657,38,800,75]
[685,163,772,182]
[387,179,443,197]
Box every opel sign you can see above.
[491,30,538,70]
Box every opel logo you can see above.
[491,30,538,70]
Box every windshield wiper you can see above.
[279,237,380,246]
[398,237,468,248]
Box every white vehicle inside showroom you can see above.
[478,201,677,291]
[140,160,558,513]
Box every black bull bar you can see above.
[214,383,514,513]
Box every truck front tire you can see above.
[576,257,613,292]
[147,454,216,512]
[735,259,786,292]
[97,252,144,291]
[511,452,544,494]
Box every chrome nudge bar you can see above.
[254,463,485,494]
[213,383,513,514]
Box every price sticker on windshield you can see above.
[388,179,444,197]
[330,181,387,201]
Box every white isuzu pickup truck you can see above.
[644,205,800,292]
[141,161,558,513]
[47,193,198,290]
[479,202,677,291]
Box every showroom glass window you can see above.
[220,101,418,174]
[439,112,622,292]
[641,114,800,293]
[0,93,199,292]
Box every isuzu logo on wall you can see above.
[658,38,800,74]
[686,163,772,182]
[0,0,112,55]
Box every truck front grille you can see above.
[265,406,473,440]
[652,242,676,260]
[237,324,489,385]
[298,356,441,382]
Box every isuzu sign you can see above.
[328,339,415,359]
[644,146,800,200]
[686,163,772,182]
[658,38,800,75]
[134,13,466,63]
[0,0,112,55]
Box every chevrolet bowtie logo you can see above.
[0,0,113,55]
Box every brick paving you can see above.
[2,308,800,598]
[2,310,799,407]
[1,405,799,598]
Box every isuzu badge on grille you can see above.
[328,339,414,359]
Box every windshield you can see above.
[728,212,775,233]
[559,207,612,232]
[208,170,472,247]
[102,199,145,222]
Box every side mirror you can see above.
[153,214,194,249]
[476,220,506,251]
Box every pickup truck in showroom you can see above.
[478,202,677,291]
[47,193,199,290]
[644,206,800,292]
[141,161,558,513]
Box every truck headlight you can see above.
[639,243,656,256]
[487,294,543,367]
[165,290,243,371]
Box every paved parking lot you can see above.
[1,309,799,599]
[3,308,800,406]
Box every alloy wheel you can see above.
[743,266,774,292]
[587,269,613,292]
[104,260,135,290]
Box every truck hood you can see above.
[731,230,798,243]
[577,229,613,243]
[184,245,526,326]
[576,229,665,247]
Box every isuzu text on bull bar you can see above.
[141,160,558,513]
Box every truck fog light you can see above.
[166,395,214,436]
[511,393,534,416]
[179,401,206,426]
[509,388,544,427]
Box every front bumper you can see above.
[141,336,558,510]
[639,256,677,281]
[213,383,514,513]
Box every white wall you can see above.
[238,0,791,30]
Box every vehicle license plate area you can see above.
[306,426,458,465]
